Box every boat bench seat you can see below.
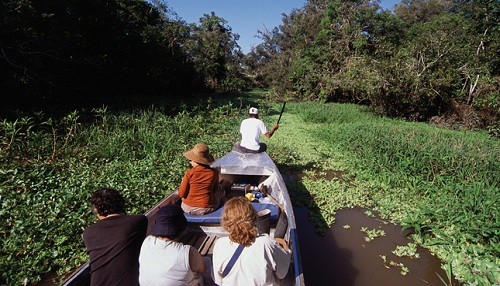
[185,202,280,224]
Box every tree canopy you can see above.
[1,0,498,133]
[244,0,499,133]
[1,0,246,117]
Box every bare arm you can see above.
[264,124,279,138]
[272,237,292,279]
[274,237,289,251]
[189,246,206,273]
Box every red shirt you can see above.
[178,165,219,208]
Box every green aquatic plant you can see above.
[392,243,420,259]
[274,101,499,285]
[1,99,498,285]
[379,255,410,276]
[437,261,455,286]
[360,226,386,242]
[0,101,243,285]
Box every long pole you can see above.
[277,102,286,125]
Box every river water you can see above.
[294,207,460,286]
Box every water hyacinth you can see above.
[1,100,498,285]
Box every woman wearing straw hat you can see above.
[178,143,226,215]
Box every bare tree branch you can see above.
[1,47,35,80]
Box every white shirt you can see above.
[240,118,268,151]
[139,235,203,286]
[212,234,292,286]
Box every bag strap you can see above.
[221,244,245,277]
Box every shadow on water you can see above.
[294,207,461,286]
[279,164,460,286]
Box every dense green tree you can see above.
[288,0,384,101]
[394,0,452,26]
[382,0,499,124]
[451,0,500,112]
[243,4,322,96]
[245,0,498,130]
[1,0,497,127]
[185,12,246,92]
[1,1,248,116]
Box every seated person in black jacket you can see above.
[83,188,147,286]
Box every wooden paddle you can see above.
[276,102,286,125]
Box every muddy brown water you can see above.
[294,206,460,286]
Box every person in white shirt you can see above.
[138,204,211,286]
[237,107,279,153]
[212,197,292,286]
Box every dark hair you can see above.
[90,188,126,216]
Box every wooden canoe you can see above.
[62,150,304,285]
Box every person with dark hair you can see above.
[212,197,291,285]
[139,204,211,286]
[178,143,227,215]
[236,107,279,153]
[83,188,147,286]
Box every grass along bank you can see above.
[0,99,498,285]
[267,102,499,285]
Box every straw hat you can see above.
[183,143,214,165]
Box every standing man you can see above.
[237,107,279,153]
[83,188,147,286]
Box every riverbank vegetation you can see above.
[246,0,499,134]
[272,102,499,285]
[2,0,498,133]
[0,101,241,285]
[2,0,499,285]
[1,98,498,285]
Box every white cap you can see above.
[249,107,258,115]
